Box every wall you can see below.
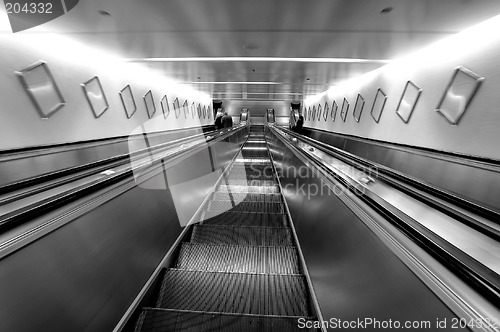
[303,14,500,161]
[223,99,291,123]
[0,32,212,151]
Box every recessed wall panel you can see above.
[16,60,66,119]
[396,81,422,123]
[353,94,365,122]
[161,95,170,119]
[183,100,189,119]
[436,66,484,125]
[143,90,156,119]
[119,85,137,119]
[331,101,338,122]
[81,76,108,118]
[370,89,387,123]
[173,97,181,118]
[191,102,196,119]
[340,98,349,122]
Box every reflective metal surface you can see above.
[266,129,467,331]
[303,128,500,214]
[0,126,216,189]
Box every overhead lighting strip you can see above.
[123,57,392,64]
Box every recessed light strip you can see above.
[123,57,392,64]
[185,81,281,85]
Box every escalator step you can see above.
[176,243,299,274]
[244,142,266,146]
[241,152,270,158]
[245,141,266,145]
[228,170,274,179]
[155,270,310,316]
[206,200,284,214]
[218,179,277,187]
[230,163,273,174]
[191,225,293,246]
[217,185,279,194]
[135,308,319,332]
[200,211,287,227]
[233,159,271,165]
[225,171,274,181]
[212,192,282,203]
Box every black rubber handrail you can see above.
[0,126,246,234]
[0,128,220,197]
[280,127,500,236]
[0,125,216,157]
[270,127,500,308]
[302,126,500,167]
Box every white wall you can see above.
[223,100,291,122]
[0,32,212,150]
[304,15,500,161]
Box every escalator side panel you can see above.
[266,130,468,331]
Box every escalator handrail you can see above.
[0,127,228,197]
[0,126,247,235]
[277,127,500,234]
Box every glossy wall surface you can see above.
[303,15,500,161]
[0,32,212,151]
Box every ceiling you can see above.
[10,0,500,102]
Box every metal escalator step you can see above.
[246,141,266,146]
[218,179,277,187]
[241,152,270,158]
[230,164,273,172]
[155,270,310,316]
[135,308,319,332]
[217,185,279,194]
[206,200,284,214]
[200,211,287,227]
[233,159,271,165]
[244,142,266,146]
[212,192,282,203]
[225,171,274,181]
[191,225,293,246]
[176,243,299,274]
[228,169,274,179]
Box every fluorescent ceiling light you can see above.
[124,57,391,64]
[184,81,281,85]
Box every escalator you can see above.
[132,125,319,331]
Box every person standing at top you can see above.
[221,111,233,128]
[215,111,223,129]
[292,115,304,133]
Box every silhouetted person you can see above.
[221,111,233,128]
[215,112,223,129]
[292,115,304,133]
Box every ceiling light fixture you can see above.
[123,57,392,64]
[181,81,281,85]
